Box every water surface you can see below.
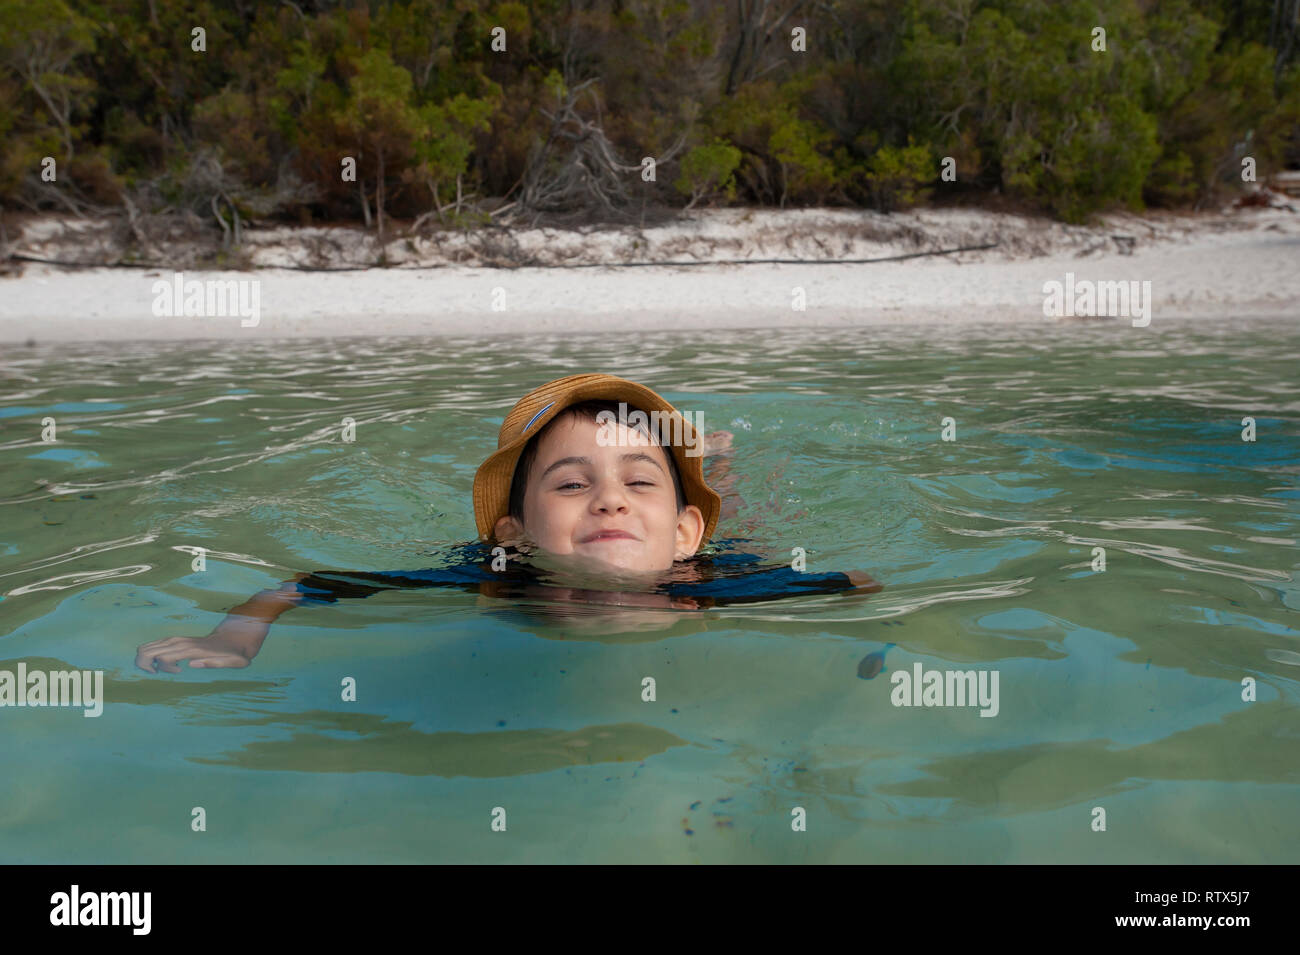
[2,317,1297,862]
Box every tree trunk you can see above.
[430,178,446,224]
[1275,0,1300,76]
[25,75,75,160]
[376,147,386,238]
[724,0,804,96]
[212,194,230,249]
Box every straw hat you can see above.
[472,374,721,542]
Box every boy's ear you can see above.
[494,514,525,544]
[673,504,706,560]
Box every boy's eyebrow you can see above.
[539,452,667,480]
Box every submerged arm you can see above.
[136,574,310,673]
[667,565,883,608]
[136,565,493,673]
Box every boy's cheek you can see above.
[549,510,594,551]
[531,523,574,553]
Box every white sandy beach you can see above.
[1,206,1297,342]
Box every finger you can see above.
[143,646,203,673]
[150,645,204,663]
[136,636,184,652]
[134,647,195,675]
[189,654,249,669]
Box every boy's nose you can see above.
[590,481,631,513]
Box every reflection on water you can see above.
[1,318,1298,862]
[190,714,689,778]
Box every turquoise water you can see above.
[2,317,1298,863]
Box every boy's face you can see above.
[493,413,705,573]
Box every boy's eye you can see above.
[555,479,656,490]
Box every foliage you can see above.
[865,140,934,212]
[0,0,1295,227]
[674,138,742,208]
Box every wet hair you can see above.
[507,399,687,524]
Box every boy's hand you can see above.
[702,430,734,457]
[844,570,883,594]
[136,580,303,673]
[136,620,266,673]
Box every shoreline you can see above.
[2,206,1297,342]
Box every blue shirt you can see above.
[290,540,862,609]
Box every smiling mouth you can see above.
[582,531,639,543]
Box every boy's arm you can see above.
[666,565,882,607]
[702,431,743,521]
[136,564,497,673]
[135,574,309,673]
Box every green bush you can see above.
[674,138,741,209]
[865,141,934,212]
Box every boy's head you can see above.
[473,375,721,573]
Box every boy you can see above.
[136,374,880,672]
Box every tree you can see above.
[407,91,498,228]
[340,48,419,237]
[675,138,742,209]
[0,0,95,159]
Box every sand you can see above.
[1,205,1297,343]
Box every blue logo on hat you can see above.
[522,402,556,434]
